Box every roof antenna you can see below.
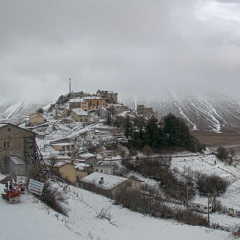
[69,78,71,95]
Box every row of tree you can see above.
[121,113,205,152]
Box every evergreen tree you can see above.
[146,117,159,148]
[124,115,133,139]
[157,123,166,149]
[163,113,180,147]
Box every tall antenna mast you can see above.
[69,78,71,95]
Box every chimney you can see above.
[99,177,104,184]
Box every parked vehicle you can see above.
[189,202,212,214]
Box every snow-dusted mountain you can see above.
[123,91,240,133]
[0,99,51,124]
[1,91,240,133]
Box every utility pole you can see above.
[186,187,189,210]
[208,194,210,224]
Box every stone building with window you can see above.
[71,108,90,122]
[96,90,118,104]
[69,99,89,110]
[0,123,36,174]
[83,96,106,110]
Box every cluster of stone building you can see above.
[69,90,119,123]
[0,123,141,198]
[26,89,157,128]
[137,105,158,119]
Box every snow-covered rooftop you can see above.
[74,163,90,170]
[72,108,89,116]
[10,156,25,165]
[117,111,134,118]
[81,172,128,190]
[83,96,104,100]
[79,152,96,159]
[54,161,72,168]
[0,123,7,128]
[51,142,75,146]
[69,98,84,103]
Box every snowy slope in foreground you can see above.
[0,175,229,240]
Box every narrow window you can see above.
[4,141,9,148]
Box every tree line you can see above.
[118,113,205,153]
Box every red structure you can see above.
[2,180,24,203]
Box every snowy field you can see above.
[0,174,232,240]
[170,153,240,211]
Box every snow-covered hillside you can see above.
[2,90,240,133]
[0,174,231,240]
[123,91,240,133]
[0,99,51,124]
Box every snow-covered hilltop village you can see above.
[1,89,240,240]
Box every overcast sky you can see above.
[1,0,240,101]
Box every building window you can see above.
[4,141,9,148]
[72,145,74,149]
[62,146,65,151]
[67,146,70,151]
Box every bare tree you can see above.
[49,156,58,174]
[143,145,153,157]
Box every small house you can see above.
[80,172,141,199]
[79,152,97,165]
[54,162,76,183]
[51,142,76,152]
[71,108,90,122]
[2,156,25,175]
[29,113,46,126]
[48,160,90,183]
[92,164,114,175]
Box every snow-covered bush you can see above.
[27,161,68,216]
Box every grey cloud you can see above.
[1,0,240,101]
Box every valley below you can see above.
[191,131,240,158]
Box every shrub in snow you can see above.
[122,156,195,201]
[97,207,113,221]
[196,173,229,197]
[115,189,208,227]
[40,181,68,216]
